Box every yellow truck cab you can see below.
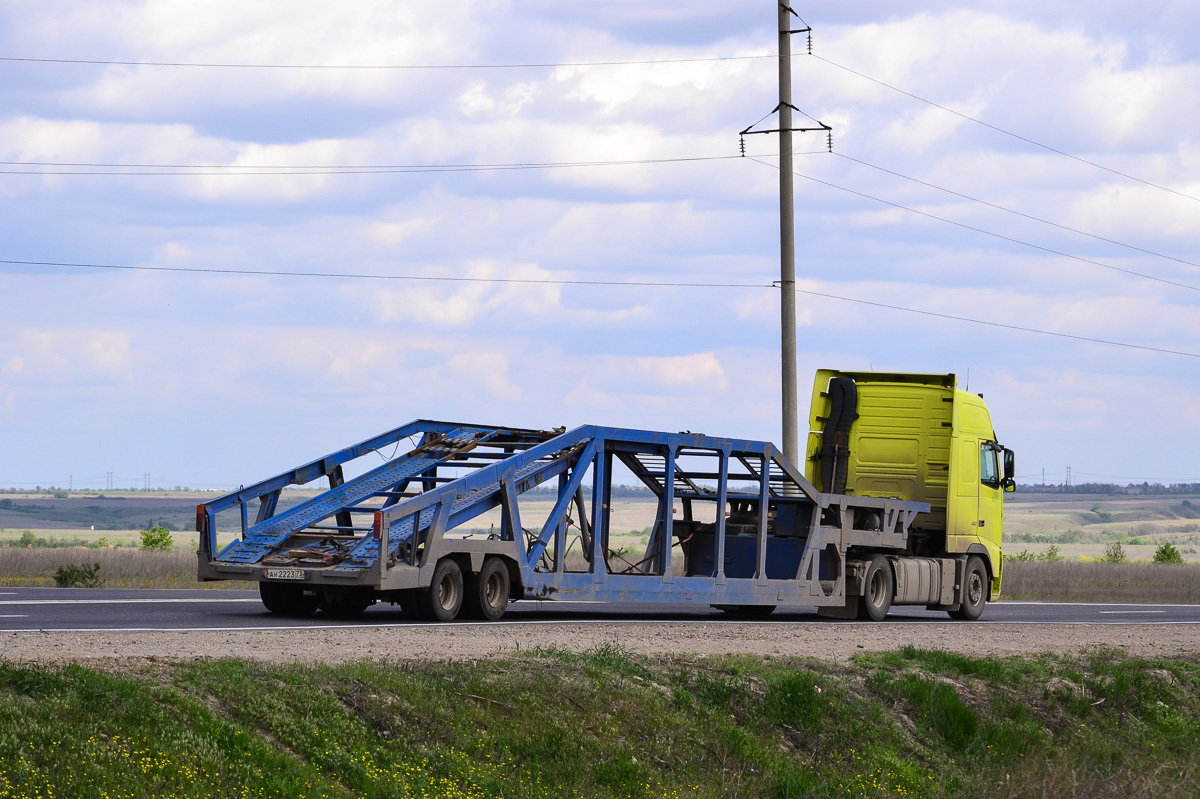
[805,370,1014,613]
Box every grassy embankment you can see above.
[1,646,1198,799]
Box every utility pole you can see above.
[740,7,827,466]
[778,1,799,466]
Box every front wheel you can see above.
[856,554,893,621]
[949,556,988,620]
[417,558,464,622]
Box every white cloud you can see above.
[448,352,521,402]
[6,329,132,383]
[3,2,1200,485]
[362,261,563,328]
[581,352,730,397]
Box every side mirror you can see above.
[1002,448,1016,492]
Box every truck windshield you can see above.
[980,443,1000,489]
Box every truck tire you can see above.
[417,558,464,622]
[856,554,893,621]
[464,557,511,621]
[259,582,319,617]
[949,556,987,620]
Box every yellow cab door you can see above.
[978,441,1004,597]
[977,443,1003,545]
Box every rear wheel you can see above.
[259,582,319,617]
[949,556,987,620]
[856,554,893,621]
[417,559,464,621]
[465,557,511,620]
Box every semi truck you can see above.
[197,369,1014,621]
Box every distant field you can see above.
[4,490,1198,562]
[1005,492,1200,562]
[0,492,665,551]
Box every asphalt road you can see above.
[2,587,1199,632]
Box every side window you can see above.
[979,443,1000,489]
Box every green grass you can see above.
[1,647,1199,798]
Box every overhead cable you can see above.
[747,157,1200,294]
[0,258,775,289]
[833,152,1200,272]
[0,54,772,70]
[812,54,1200,205]
[0,154,762,176]
[11,148,1196,275]
[4,258,1195,359]
[789,285,1200,359]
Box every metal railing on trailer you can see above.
[197,421,929,620]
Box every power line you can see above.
[0,154,758,176]
[832,152,1200,273]
[0,258,777,289]
[4,257,1196,358]
[811,53,1200,205]
[15,145,1195,280]
[0,54,773,70]
[0,154,795,171]
[789,284,1200,359]
[748,157,1200,295]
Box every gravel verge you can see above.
[4,622,1200,665]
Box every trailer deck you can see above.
[198,421,929,619]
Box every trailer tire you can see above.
[856,555,893,621]
[949,556,987,620]
[417,558,464,622]
[259,582,319,617]
[465,557,510,621]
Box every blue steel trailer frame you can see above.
[197,421,929,613]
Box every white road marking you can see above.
[0,598,261,606]
[1,619,1199,635]
[1100,610,1166,614]
[0,615,27,618]
[999,601,1200,608]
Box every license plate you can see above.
[265,568,306,581]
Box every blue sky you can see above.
[2,1,1198,490]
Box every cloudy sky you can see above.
[2,0,1198,490]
